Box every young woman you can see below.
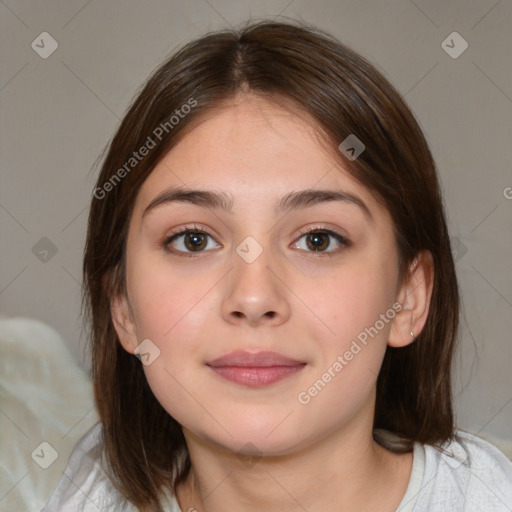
[46,20,512,512]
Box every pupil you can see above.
[186,233,206,251]
[307,232,328,251]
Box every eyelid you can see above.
[164,223,213,240]
[294,224,349,240]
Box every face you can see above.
[113,94,404,456]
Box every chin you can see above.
[192,415,309,457]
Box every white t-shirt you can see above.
[44,423,512,511]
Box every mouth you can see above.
[206,350,307,387]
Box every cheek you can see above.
[127,251,219,342]
[126,252,218,392]
[292,251,398,411]
[297,259,397,347]
[293,266,394,424]
[129,276,214,429]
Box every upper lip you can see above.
[206,350,306,367]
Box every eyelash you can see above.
[162,224,351,258]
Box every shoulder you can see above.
[44,423,137,511]
[44,422,183,511]
[414,430,512,511]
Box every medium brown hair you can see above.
[83,19,459,511]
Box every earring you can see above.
[410,331,415,338]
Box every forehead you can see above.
[132,95,382,218]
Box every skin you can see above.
[111,94,434,511]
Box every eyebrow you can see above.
[142,186,373,222]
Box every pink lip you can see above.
[206,350,306,387]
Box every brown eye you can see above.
[184,232,207,251]
[163,229,221,255]
[305,232,330,251]
[293,229,350,254]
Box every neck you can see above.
[175,404,413,511]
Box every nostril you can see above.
[265,311,276,319]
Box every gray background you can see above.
[1,0,511,448]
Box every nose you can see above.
[221,243,291,328]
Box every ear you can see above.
[388,250,434,348]
[110,291,139,354]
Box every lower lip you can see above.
[208,365,306,387]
